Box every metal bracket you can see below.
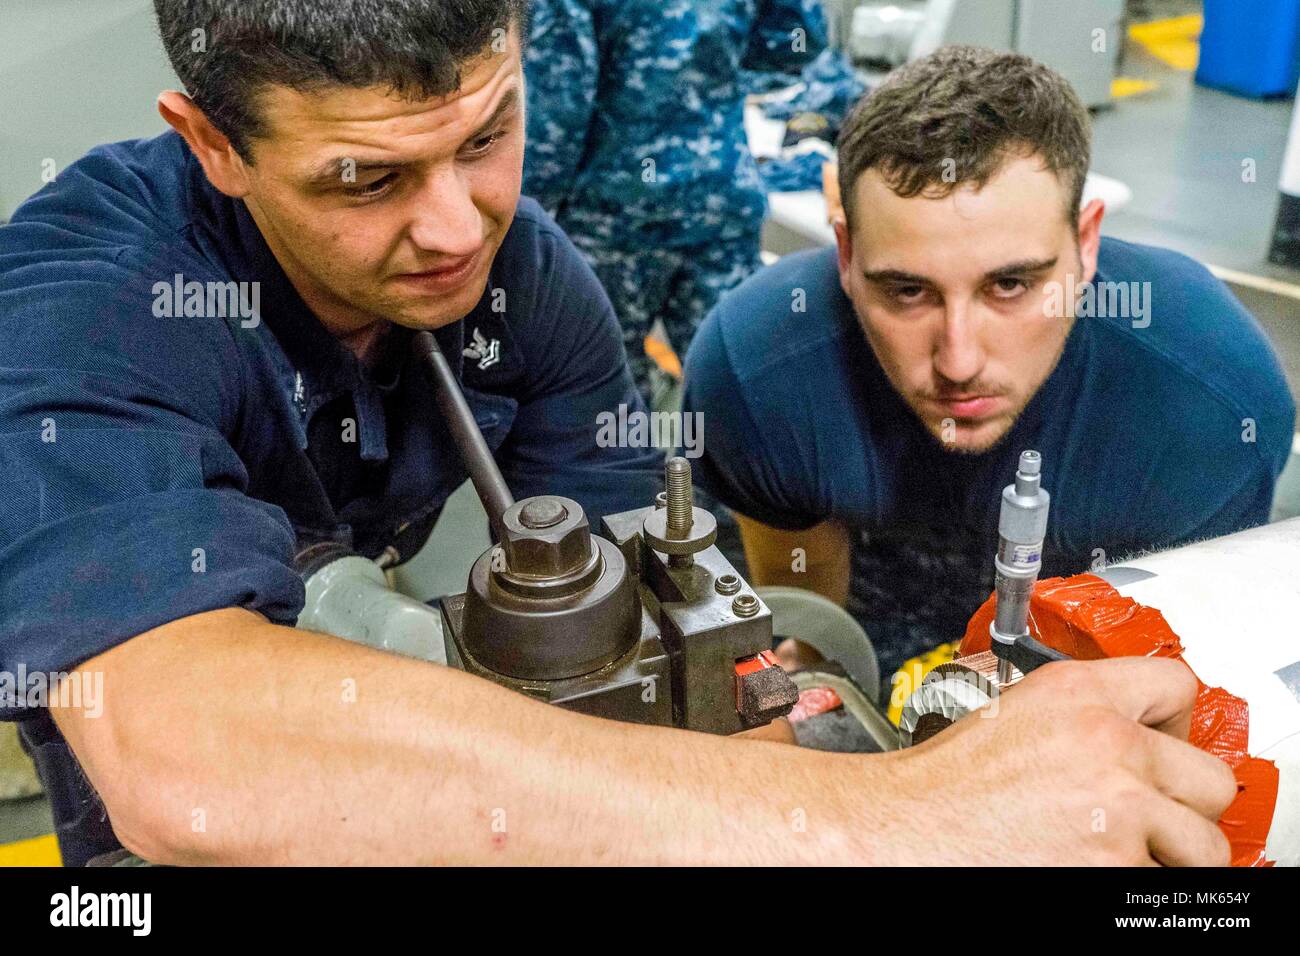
[992,632,1069,675]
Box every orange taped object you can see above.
[1222,759,1280,868]
[734,649,780,677]
[643,335,682,379]
[1192,684,1251,767]
[960,574,1279,867]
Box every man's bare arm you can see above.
[734,513,851,606]
[50,608,1236,865]
[50,607,862,865]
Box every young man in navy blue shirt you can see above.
[0,6,1238,867]
[683,47,1295,691]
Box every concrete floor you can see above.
[1090,22,1300,519]
[1095,34,1299,284]
[0,796,53,847]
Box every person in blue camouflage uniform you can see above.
[524,0,832,401]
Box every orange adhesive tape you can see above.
[960,574,1279,867]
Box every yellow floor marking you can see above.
[1112,77,1159,99]
[0,833,61,867]
[1128,14,1203,71]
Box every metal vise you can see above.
[441,457,798,734]
[298,330,797,736]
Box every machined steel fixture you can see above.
[458,493,641,681]
[444,448,798,732]
[989,450,1051,684]
[308,331,797,734]
[900,450,1056,746]
[641,457,717,567]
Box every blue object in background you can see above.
[756,151,828,193]
[1196,0,1300,98]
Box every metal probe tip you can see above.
[1014,449,1043,496]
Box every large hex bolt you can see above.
[519,497,567,530]
[497,495,601,595]
[641,457,717,567]
[462,494,639,680]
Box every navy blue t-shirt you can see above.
[683,241,1295,686]
[0,131,662,864]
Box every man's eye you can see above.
[346,173,397,198]
[990,277,1028,298]
[888,285,927,303]
[463,130,505,157]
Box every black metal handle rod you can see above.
[413,330,515,541]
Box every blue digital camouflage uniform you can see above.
[524,0,831,399]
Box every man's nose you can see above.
[407,167,483,256]
[933,300,986,386]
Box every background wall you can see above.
[0,0,178,220]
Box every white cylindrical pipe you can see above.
[1281,86,1300,199]
[1101,518,1300,865]
[1269,82,1300,267]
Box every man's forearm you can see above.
[734,513,851,606]
[53,607,868,865]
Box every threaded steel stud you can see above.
[665,457,693,539]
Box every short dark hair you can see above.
[836,45,1092,229]
[154,0,530,161]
